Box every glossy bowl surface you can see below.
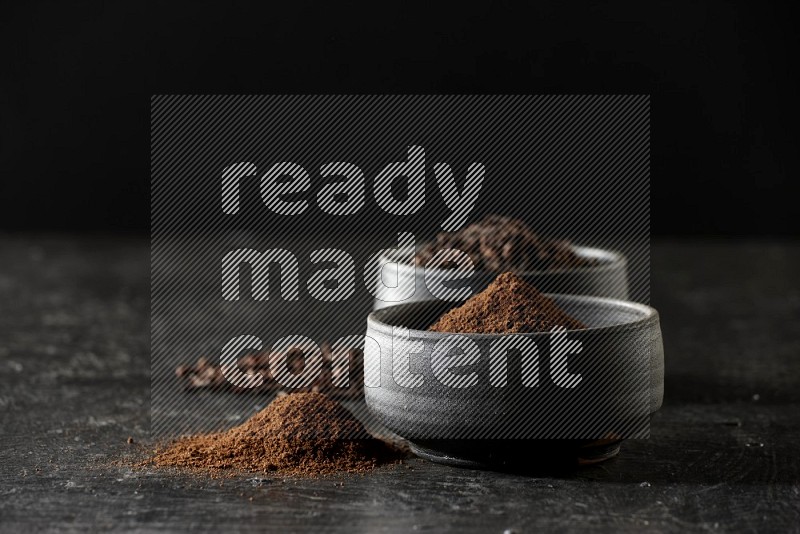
[364,297,664,467]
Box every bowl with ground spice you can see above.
[364,272,664,469]
[374,215,629,310]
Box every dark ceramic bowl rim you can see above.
[367,293,660,339]
[383,244,628,277]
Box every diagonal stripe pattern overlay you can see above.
[151,95,652,440]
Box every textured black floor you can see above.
[1,237,798,532]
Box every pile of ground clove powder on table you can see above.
[145,392,399,476]
[429,272,587,334]
[415,215,598,272]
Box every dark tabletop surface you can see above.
[1,236,799,533]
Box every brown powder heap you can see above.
[415,215,597,272]
[146,392,397,476]
[428,272,587,334]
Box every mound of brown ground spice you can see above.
[428,272,587,334]
[415,215,597,272]
[145,392,399,476]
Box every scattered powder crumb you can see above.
[428,272,587,334]
[143,393,400,477]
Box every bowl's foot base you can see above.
[408,439,622,472]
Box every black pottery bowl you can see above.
[373,245,629,310]
[364,297,664,469]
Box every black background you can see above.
[1,1,797,236]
